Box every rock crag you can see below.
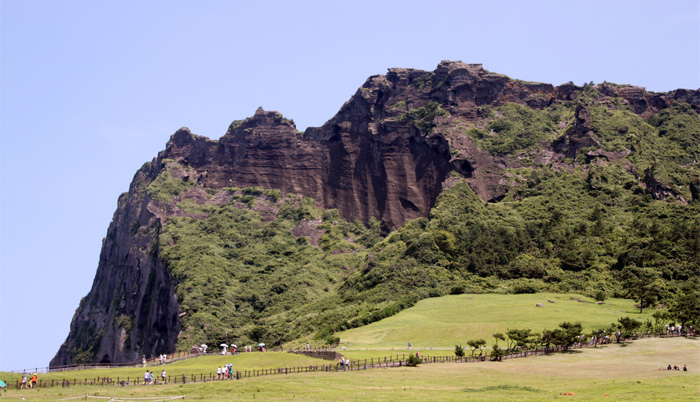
[51,61,699,366]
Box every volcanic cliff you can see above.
[52,61,700,366]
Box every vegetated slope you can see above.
[336,293,654,349]
[53,61,700,366]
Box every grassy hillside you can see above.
[3,337,698,401]
[336,293,655,351]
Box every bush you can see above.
[406,354,422,367]
[454,345,465,360]
[490,345,505,361]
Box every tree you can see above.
[467,339,487,356]
[620,266,666,313]
[529,332,546,351]
[651,310,670,334]
[454,345,465,361]
[595,290,607,302]
[540,329,552,351]
[617,317,642,340]
[492,332,505,347]
[668,281,700,329]
[551,322,583,351]
[505,328,532,351]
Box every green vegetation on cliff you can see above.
[157,187,381,349]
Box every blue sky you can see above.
[1,0,698,371]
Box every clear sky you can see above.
[1,0,698,371]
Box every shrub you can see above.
[490,345,505,361]
[406,354,422,367]
[454,344,465,360]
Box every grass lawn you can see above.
[2,337,697,401]
[336,293,656,351]
[1,293,689,401]
[0,352,331,385]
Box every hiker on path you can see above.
[161,369,166,384]
[20,375,26,389]
[149,371,154,384]
[217,366,222,379]
[144,370,150,385]
[31,374,37,388]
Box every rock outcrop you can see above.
[52,166,180,365]
[51,61,700,366]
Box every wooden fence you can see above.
[9,331,692,389]
[11,350,199,375]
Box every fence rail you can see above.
[8,331,691,389]
[11,350,199,375]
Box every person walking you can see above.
[20,375,26,389]
[217,366,222,379]
[161,369,166,384]
[31,374,37,388]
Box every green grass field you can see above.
[2,338,697,401]
[2,293,695,401]
[337,293,655,352]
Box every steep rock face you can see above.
[159,101,455,231]
[52,61,700,365]
[52,167,180,366]
[553,105,602,159]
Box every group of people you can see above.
[216,364,235,379]
[666,324,683,335]
[663,364,688,371]
[338,357,351,368]
[143,369,167,385]
[18,374,37,388]
[141,354,168,367]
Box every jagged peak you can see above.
[169,127,195,145]
[437,59,484,73]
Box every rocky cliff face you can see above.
[52,61,700,365]
[52,166,181,365]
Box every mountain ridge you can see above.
[51,61,700,366]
